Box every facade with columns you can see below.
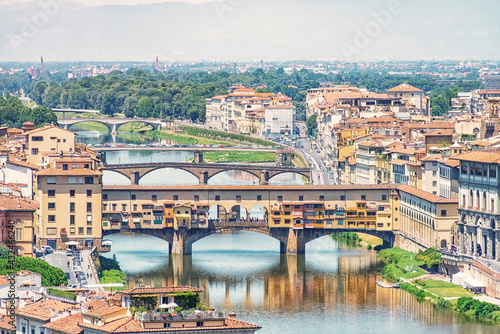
[456,151,500,261]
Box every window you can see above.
[68,176,77,184]
[382,194,387,201]
[86,190,92,197]
[491,166,497,178]
[194,195,199,201]
[70,215,75,225]
[340,195,346,201]
[32,136,43,141]
[236,195,241,201]
[62,164,68,170]
[122,204,127,211]
[86,202,92,213]
[83,163,89,168]
[48,215,55,222]
[46,227,57,235]
[432,181,437,187]
[215,195,220,201]
[196,322,204,327]
[299,195,304,201]
[432,171,437,176]
[173,195,178,201]
[70,227,75,235]
[441,210,447,217]
[257,195,262,201]
[277,195,283,202]
[361,195,366,200]
[87,227,92,235]
[432,161,437,167]
[152,195,157,201]
[103,194,108,200]
[84,177,93,184]
[78,227,84,235]
[48,190,55,197]
[47,176,56,184]
[15,228,22,241]
[131,194,136,200]
[31,148,38,155]
[133,204,138,211]
[319,195,325,201]
[70,203,75,212]
[70,190,75,197]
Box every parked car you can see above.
[41,245,54,254]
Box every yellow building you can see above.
[34,163,103,250]
[174,204,192,229]
[397,184,458,252]
[0,195,37,257]
[23,125,77,165]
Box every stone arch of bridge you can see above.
[206,169,260,183]
[67,120,112,132]
[115,120,159,132]
[139,167,200,183]
[267,171,310,183]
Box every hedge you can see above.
[47,288,77,300]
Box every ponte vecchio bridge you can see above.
[101,184,399,255]
[102,162,311,185]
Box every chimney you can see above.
[51,309,56,317]
[227,313,236,320]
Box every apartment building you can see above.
[23,124,77,165]
[455,151,500,261]
[34,160,103,250]
[386,83,425,114]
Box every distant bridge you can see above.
[53,109,100,118]
[58,118,163,132]
[102,162,311,185]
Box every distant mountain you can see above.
[0,0,499,62]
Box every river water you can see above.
[77,130,498,334]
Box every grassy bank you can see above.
[148,129,235,146]
[379,247,427,282]
[331,232,382,250]
[201,151,275,163]
[179,126,278,147]
[400,283,500,323]
[95,254,127,291]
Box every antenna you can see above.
[40,56,45,74]
[155,56,159,71]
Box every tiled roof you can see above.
[424,129,453,136]
[35,168,102,176]
[79,317,260,333]
[445,159,460,167]
[404,123,455,130]
[44,312,83,334]
[6,159,39,170]
[84,305,127,317]
[452,151,500,163]
[17,300,77,321]
[397,185,458,204]
[0,316,15,330]
[24,124,77,136]
[0,195,38,211]
[120,286,203,295]
[104,184,396,191]
[0,277,10,286]
[387,83,422,92]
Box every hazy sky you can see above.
[0,0,499,62]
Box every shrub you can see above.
[0,256,67,286]
[47,288,76,300]
[367,244,372,250]
[416,247,441,268]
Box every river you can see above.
[77,130,498,333]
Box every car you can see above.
[68,284,77,289]
[41,245,54,254]
[66,248,73,256]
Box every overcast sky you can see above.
[0,0,499,62]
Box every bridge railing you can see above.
[213,220,269,228]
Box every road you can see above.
[45,250,100,289]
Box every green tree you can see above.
[101,91,118,116]
[0,245,11,259]
[44,85,63,108]
[136,96,153,118]
[30,106,58,126]
[306,113,317,136]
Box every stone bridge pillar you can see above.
[382,232,395,249]
[111,123,117,133]
[273,228,306,254]
[199,171,208,185]
[260,171,269,185]
[171,230,194,255]
[130,171,140,185]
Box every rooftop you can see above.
[398,185,459,204]
[17,300,78,321]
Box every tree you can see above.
[306,113,317,136]
[101,91,118,116]
[0,245,11,259]
[44,85,63,108]
[135,96,153,118]
[30,106,58,126]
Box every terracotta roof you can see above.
[387,83,422,92]
[390,159,408,166]
[6,159,39,170]
[24,124,77,136]
[17,300,77,321]
[44,312,83,334]
[444,159,460,167]
[84,305,126,317]
[452,151,500,163]
[364,116,399,123]
[404,123,455,130]
[79,317,260,333]
[0,277,10,286]
[0,145,9,152]
[35,168,102,176]
[397,185,458,204]
[120,286,203,295]
[0,195,38,211]
[0,316,15,331]
[424,129,453,136]
[420,156,441,162]
[7,128,22,134]
[266,104,296,109]
[103,184,396,191]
